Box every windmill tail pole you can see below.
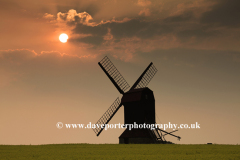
[157,128,181,140]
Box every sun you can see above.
[59,33,68,43]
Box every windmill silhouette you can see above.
[93,56,181,144]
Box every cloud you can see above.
[72,17,172,41]
[0,49,37,87]
[0,49,92,65]
[0,49,37,65]
[200,0,240,27]
[43,13,55,19]
[74,36,104,45]
[57,9,94,26]
[137,0,152,7]
[55,1,100,18]
[138,8,151,16]
[40,1,240,59]
[0,48,97,88]
[164,11,194,22]
[47,8,214,45]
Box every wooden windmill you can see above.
[93,56,181,144]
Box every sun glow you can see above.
[59,33,68,43]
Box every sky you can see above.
[0,0,240,145]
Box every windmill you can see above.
[93,56,181,144]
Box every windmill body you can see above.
[93,56,181,144]
[122,87,155,125]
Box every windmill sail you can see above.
[130,62,158,90]
[99,56,130,94]
[93,97,122,136]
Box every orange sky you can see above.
[0,0,240,145]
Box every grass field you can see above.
[0,144,239,160]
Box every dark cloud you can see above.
[71,23,108,45]
[164,11,194,23]
[70,36,104,45]
[0,0,19,10]
[72,18,173,45]
[107,19,173,39]
[108,19,149,38]
[54,1,240,49]
[74,23,108,36]
[71,15,218,46]
[138,48,240,71]
[177,27,220,40]
[201,0,240,27]
[82,3,100,18]
[162,10,221,41]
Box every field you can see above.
[0,144,239,160]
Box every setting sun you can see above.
[59,33,68,43]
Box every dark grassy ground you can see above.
[0,144,239,160]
